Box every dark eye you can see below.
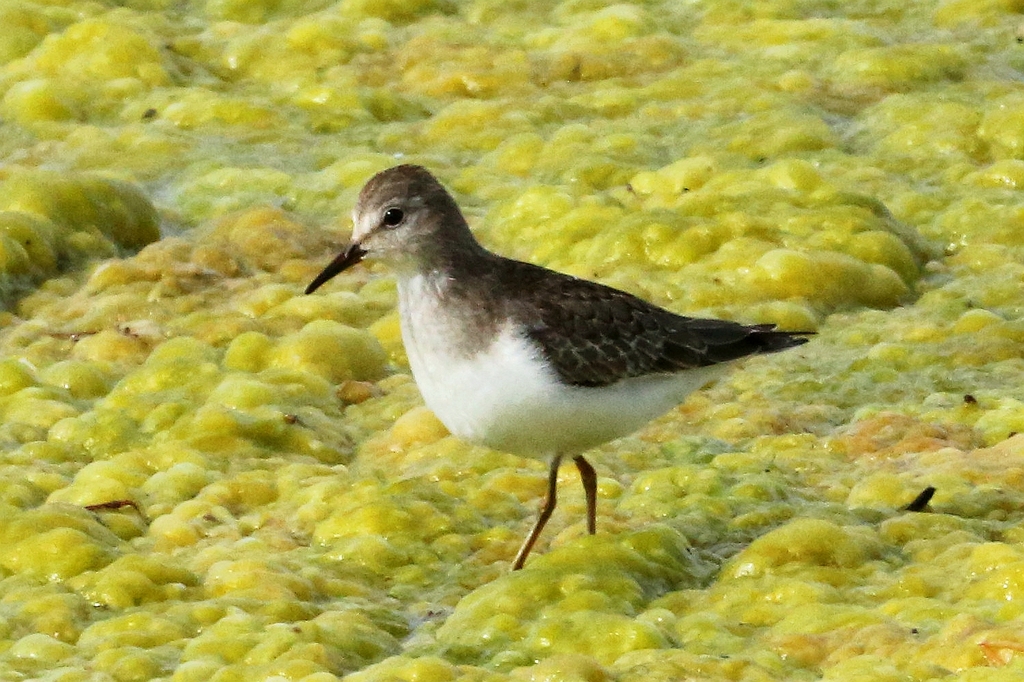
[382,208,404,227]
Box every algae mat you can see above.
[1,1,1024,681]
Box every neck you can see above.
[394,251,503,358]
[413,212,496,281]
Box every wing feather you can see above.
[503,263,808,388]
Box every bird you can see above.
[306,164,810,570]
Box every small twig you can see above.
[85,500,141,513]
[903,486,936,512]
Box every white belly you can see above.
[398,276,725,456]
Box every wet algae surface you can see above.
[2,1,1024,680]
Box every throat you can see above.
[396,270,500,360]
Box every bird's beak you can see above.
[305,242,368,294]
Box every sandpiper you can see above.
[307,165,810,570]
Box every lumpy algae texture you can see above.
[2,1,1024,681]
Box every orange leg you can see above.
[574,455,597,535]
[512,454,562,570]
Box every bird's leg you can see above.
[573,455,597,535]
[512,454,563,570]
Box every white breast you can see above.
[396,274,726,457]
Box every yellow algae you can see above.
[206,207,331,272]
[5,632,76,665]
[437,526,694,665]
[269,320,388,383]
[47,458,145,509]
[76,611,188,654]
[965,160,1024,190]
[223,331,275,372]
[296,610,402,671]
[204,557,313,601]
[422,100,536,152]
[480,133,545,178]
[0,173,157,303]
[93,647,172,681]
[270,287,390,328]
[67,553,198,609]
[46,408,142,461]
[400,41,534,100]
[934,0,1024,27]
[234,283,296,319]
[829,43,968,92]
[342,0,452,24]
[0,525,118,583]
[385,405,450,450]
[845,231,919,285]
[979,94,1024,161]
[0,5,50,64]
[861,96,984,166]
[29,19,170,87]
[344,656,460,682]
[314,493,452,551]
[0,78,81,124]
[0,358,35,395]
[511,653,610,682]
[725,110,838,159]
[2,388,80,429]
[723,518,882,579]
[0,0,1022,681]
[161,91,286,132]
[206,374,278,410]
[749,248,908,310]
[37,359,111,399]
[0,587,93,645]
[0,172,158,250]
[628,156,718,203]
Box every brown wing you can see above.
[503,262,809,388]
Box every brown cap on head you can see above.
[306,164,482,293]
[357,164,447,206]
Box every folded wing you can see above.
[512,266,810,388]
